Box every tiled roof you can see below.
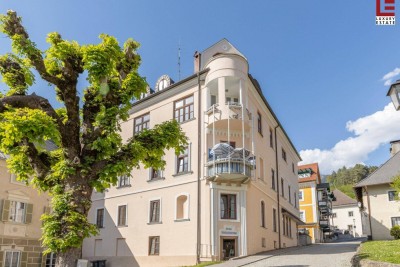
[298,163,321,184]
[355,151,400,187]
[332,189,356,207]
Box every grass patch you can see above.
[359,240,400,264]
[182,262,221,267]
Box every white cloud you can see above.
[299,103,400,174]
[382,67,400,86]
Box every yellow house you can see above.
[298,163,323,243]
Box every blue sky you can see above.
[1,0,400,174]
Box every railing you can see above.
[205,104,219,115]
[206,158,252,177]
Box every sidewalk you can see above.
[211,245,311,267]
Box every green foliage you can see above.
[328,164,377,198]
[391,175,400,199]
[0,11,187,257]
[390,225,400,239]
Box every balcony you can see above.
[206,143,254,184]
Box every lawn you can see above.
[359,240,400,264]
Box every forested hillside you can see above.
[327,164,378,198]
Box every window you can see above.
[45,252,56,267]
[299,190,304,201]
[269,128,273,148]
[149,236,160,255]
[282,148,287,162]
[388,191,397,201]
[134,113,150,134]
[282,216,286,236]
[288,186,291,203]
[332,213,337,218]
[259,158,264,181]
[150,200,161,223]
[348,211,354,217]
[150,168,162,180]
[9,201,26,223]
[96,208,104,228]
[292,163,295,173]
[211,95,217,106]
[176,195,189,220]
[261,237,266,248]
[220,194,237,220]
[226,97,239,104]
[271,169,276,190]
[174,95,194,123]
[261,201,265,228]
[4,251,20,267]
[281,178,284,197]
[299,211,305,222]
[391,217,400,227]
[257,112,262,135]
[294,192,297,208]
[177,146,189,174]
[118,175,130,188]
[273,208,277,232]
[117,205,127,226]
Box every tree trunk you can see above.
[56,247,81,267]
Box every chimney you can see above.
[390,140,400,157]
[193,51,200,73]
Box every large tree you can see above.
[0,10,187,266]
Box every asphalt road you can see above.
[213,239,362,267]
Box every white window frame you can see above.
[4,250,21,267]
[9,201,27,223]
[175,143,191,175]
[218,191,240,222]
[45,252,57,267]
[299,189,304,201]
[96,207,105,228]
[117,175,131,188]
[388,190,397,202]
[148,197,162,224]
[116,204,128,227]
[299,210,305,222]
[174,193,190,221]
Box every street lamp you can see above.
[387,80,400,111]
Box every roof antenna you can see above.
[178,39,181,81]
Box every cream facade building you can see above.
[0,153,53,267]
[82,39,301,267]
[354,140,400,240]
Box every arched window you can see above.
[261,201,265,227]
[176,195,189,220]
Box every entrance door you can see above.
[221,238,236,260]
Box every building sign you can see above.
[376,0,396,25]
[220,225,238,236]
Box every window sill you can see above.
[147,177,165,183]
[178,117,196,125]
[173,171,193,177]
[116,185,132,189]
[174,218,190,222]
[147,222,162,225]
[260,226,267,229]
[117,225,128,228]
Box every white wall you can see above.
[332,205,362,237]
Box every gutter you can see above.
[274,125,281,249]
[196,52,202,264]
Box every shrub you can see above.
[390,225,400,239]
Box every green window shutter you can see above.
[25,203,33,224]
[2,199,10,221]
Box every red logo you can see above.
[376,0,396,25]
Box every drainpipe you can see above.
[274,125,281,249]
[196,52,202,263]
[364,186,373,240]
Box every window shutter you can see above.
[1,199,10,221]
[43,206,51,214]
[25,203,33,224]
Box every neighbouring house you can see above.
[297,163,323,243]
[354,140,400,240]
[0,152,54,267]
[331,189,362,237]
[82,39,302,267]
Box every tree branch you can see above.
[21,138,50,180]
[0,94,64,131]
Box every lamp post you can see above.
[387,80,400,111]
